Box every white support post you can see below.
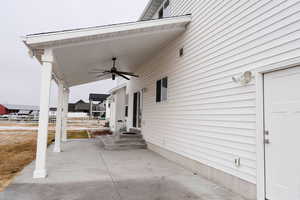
[53,81,64,153]
[61,88,69,142]
[33,49,53,179]
[89,100,93,119]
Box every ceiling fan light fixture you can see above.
[89,57,139,81]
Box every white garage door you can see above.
[264,66,300,200]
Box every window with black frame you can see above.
[125,106,128,117]
[158,8,164,19]
[156,79,161,102]
[156,77,168,102]
[125,94,128,117]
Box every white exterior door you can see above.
[264,66,300,200]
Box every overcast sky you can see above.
[0,0,148,106]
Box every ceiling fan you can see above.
[89,57,139,81]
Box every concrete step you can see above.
[98,132,147,151]
[100,136,116,145]
[104,143,147,151]
[103,139,146,147]
[114,138,146,144]
[128,128,141,134]
[119,133,143,139]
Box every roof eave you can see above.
[22,15,191,87]
[23,15,191,50]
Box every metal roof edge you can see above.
[22,15,191,51]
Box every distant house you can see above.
[89,94,110,102]
[68,100,90,113]
[89,93,109,118]
[0,104,39,115]
[49,107,57,117]
[67,103,75,113]
[0,105,9,115]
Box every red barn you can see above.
[0,104,9,115]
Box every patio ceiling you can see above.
[23,15,191,87]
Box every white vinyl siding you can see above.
[128,0,300,184]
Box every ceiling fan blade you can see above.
[115,71,135,75]
[90,68,106,71]
[124,74,139,78]
[116,72,130,80]
[89,69,111,73]
[96,72,110,78]
[89,71,102,74]
[115,71,139,78]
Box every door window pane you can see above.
[133,93,137,127]
[137,92,142,128]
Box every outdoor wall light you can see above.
[179,48,184,57]
[232,71,254,85]
[234,157,241,167]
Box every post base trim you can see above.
[33,169,47,179]
[53,147,61,153]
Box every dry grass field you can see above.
[0,119,106,191]
[0,131,54,191]
[90,129,112,138]
[67,130,89,139]
[0,129,91,191]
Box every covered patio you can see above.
[1,139,246,200]
[22,15,191,178]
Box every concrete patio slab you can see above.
[0,139,247,200]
